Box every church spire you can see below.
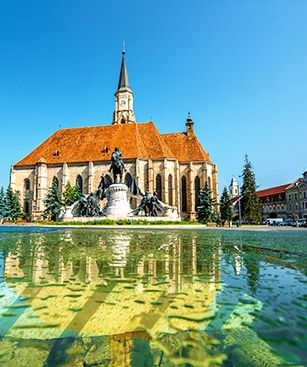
[117,44,131,92]
[113,46,136,124]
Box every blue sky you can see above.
[0,0,306,193]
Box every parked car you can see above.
[284,219,296,226]
[297,219,306,227]
[266,218,284,226]
[284,218,306,227]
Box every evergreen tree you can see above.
[220,187,232,226]
[3,187,13,219]
[12,190,23,221]
[241,155,261,223]
[62,182,80,207]
[0,187,5,219]
[244,254,260,295]
[197,183,217,224]
[43,183,62,221]
[3,187,23,222]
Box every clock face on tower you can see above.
[120,100,126,106]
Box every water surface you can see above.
[0,228,306,366]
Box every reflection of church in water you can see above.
[10,49,219,219]
[1,231,223,366]
[3,231,222,291]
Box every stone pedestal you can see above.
[58,206,74,221]
[105,184,131,218]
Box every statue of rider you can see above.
[109,147,126,184]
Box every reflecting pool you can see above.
[0,228,306,366]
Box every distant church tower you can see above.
[229,177,239,198]
[112,47,136,124]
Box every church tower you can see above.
[112,47,136,124]
[185,112,195,137]
[229,177,240,198]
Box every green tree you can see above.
[197,183,217,224]
[3,187,23,222]
[62,182,80,207]
[241,155,261,224]
[43,183,62,221]
[12,190,23,222]
[0,187,6,219]
[220,187,232,226]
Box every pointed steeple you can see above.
[117,44,131,92]
[113,45,135,124]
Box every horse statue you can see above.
[109,147,126,184]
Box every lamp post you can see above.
[238,195,242,226]
[235,176,242,226]
[236,194,244,226]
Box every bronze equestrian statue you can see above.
[109,147,126,184]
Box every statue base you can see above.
[58,206,74,221]
[104,184,131,218]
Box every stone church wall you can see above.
[11,158,218,220]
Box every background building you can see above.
[255,171,307,220]
[257,184,289,220]
[229,177,240,199]
[285,171,307,219]
[10,51,219,220]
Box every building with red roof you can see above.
[11,51,218,220]
[257,184,290,219]
[285,172,307,219]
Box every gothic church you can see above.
[11,50,219,219]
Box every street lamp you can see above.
[237,195,243,226]
[237,175,243,226]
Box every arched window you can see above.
[104,174,113,188]
[155,174,162,200]
[207,176,211,190]
[76,175,83,193]
[24,201,30,214]
[168,174,173,205]
[24,178,30,192]
[125,173,133,188]
[52,176,59,188]
[181,176,187,212]
[194,176,201,212]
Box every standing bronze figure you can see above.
[109,147,126,184]
[131,191,162,217]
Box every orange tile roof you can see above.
[14,122,210,167]
[162,132,210,162]
[257,184,290,198]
